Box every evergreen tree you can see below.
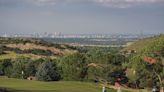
[36,60,61,81]
[25,61,36,77]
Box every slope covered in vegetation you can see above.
[0,35,163,92]
[0,37,77,60]
[123,34,164,53]
[124,34,164,91]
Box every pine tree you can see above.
[36,60,61,81]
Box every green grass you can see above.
[0,51,17,60]
[123,34,164,52]
[0,77,123,92]
[0,51,31,60]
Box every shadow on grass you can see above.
[0,88,57,92]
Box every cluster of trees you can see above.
[0,48,127,84]
[23,49,54,56]
[0,58,61,81]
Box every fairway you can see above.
[0,77,118,92]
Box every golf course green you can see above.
[0,77,119,92]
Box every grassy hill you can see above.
[124,34,164,69]
[123,34,164,53]
[0,37,77,60]
[0,77,119,92]
[123,34,164,91]
[127,34,164,59]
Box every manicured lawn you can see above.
[0,77,120,92]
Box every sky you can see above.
[0,0,164,34]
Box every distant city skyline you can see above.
[0,0,164,34]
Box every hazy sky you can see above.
[0,0,164,34]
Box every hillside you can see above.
[123,34,164,59]
[123,34,164,54]
[0,35,163,91]
[124,34,164,91]
[0,37,77,60]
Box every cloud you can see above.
[29,0,57,6]
[0,0,163,8]
[29,0,91,5]
[93,0,164,8]
[29,0,164,8]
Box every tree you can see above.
[86,48,109,64]
[0,59,12,76]
[25,61,37,77]
[11,59,26,78]
[59,53,87,81]
[85,48,127,83]
[0,46,3,55]
[36,60,61,81]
